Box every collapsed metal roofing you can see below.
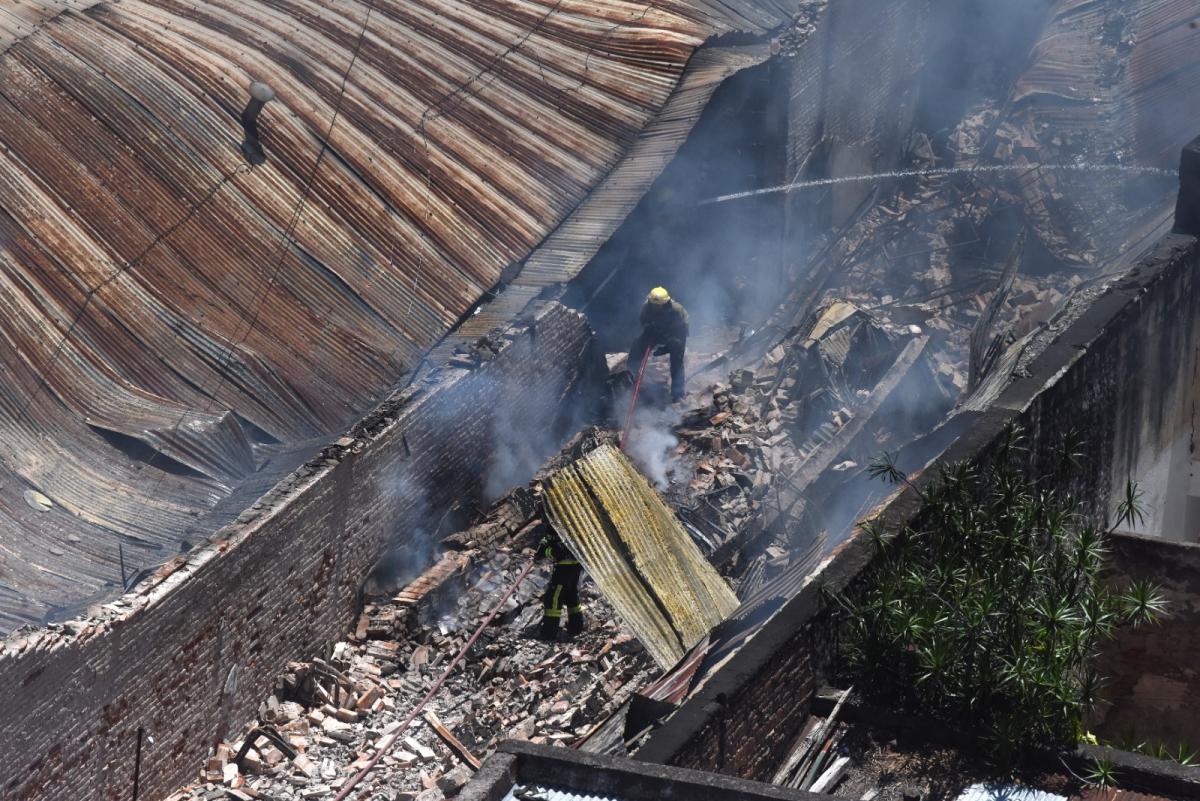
[1015,0,1200,168]
[0,0,800,632]
[1005,0,1200,266]
[544,444,739,668]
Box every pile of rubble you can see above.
[167,545,655,801]
[661,303,953,598]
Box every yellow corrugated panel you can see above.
[543,444,738,669]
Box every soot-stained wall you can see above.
[1011,233,1200,539]
[0,302,602,801]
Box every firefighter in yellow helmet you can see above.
[629,286,689,402]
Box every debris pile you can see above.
[166,546,655,801]
[771,688,854,794]
[785,81,1176,410]
[665,304,953,597]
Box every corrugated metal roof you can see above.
[543,443,739,669]
[956,786,1066,801]
[504,783,625,801]
[1014,0,1200,167]
[0,0,800,633]
[620,527,825,710]
[1000,0,1190,267]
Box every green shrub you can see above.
[836,425,1165,763]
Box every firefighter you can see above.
[628,286,689,402]
[539,529,584,641]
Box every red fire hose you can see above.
[619,346,652,451]
[332,559,536,801]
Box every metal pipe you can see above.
[240,81,276,165]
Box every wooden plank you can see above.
[422,710,481,770]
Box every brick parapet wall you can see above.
[669,635,815,781]
[0,302,601,801]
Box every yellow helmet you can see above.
[647,286,671,305]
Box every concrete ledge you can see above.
[490,740,830,801]
[457,752,518,801]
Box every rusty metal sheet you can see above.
[0,0,101,55]
[543,444,739,669]
[992,0,1192,268]
[1015,0,1200,168]
[516,45,770,289]
[0,0,798,633]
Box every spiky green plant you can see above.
[1107,731,1196,766]
[836,425,1165,763]
[1084,757,1118,789]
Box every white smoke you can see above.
[623,402,683,490]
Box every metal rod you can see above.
[619,346,652,452]
[119,543,127,589]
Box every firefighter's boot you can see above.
[539,615,560,642]
[566,608,585,639]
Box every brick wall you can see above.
[1092,533,1200,748]
[669,633,816,781]
[0,302,603,801]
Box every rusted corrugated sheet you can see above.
[0,0,99,54]
[1013,0,1200,161]
[543,444,739,669]
[518,45,770,289]
[1005,0,1194,265]
[0,0,800,633]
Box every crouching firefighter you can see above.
[539,529,584,641]
[629,286,689,402]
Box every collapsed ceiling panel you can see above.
[0,0,800,632]
[543,443,739,669]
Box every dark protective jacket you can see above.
[539,531,579,565]
[639,300,689,346]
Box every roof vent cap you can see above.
[249,81,276,103]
